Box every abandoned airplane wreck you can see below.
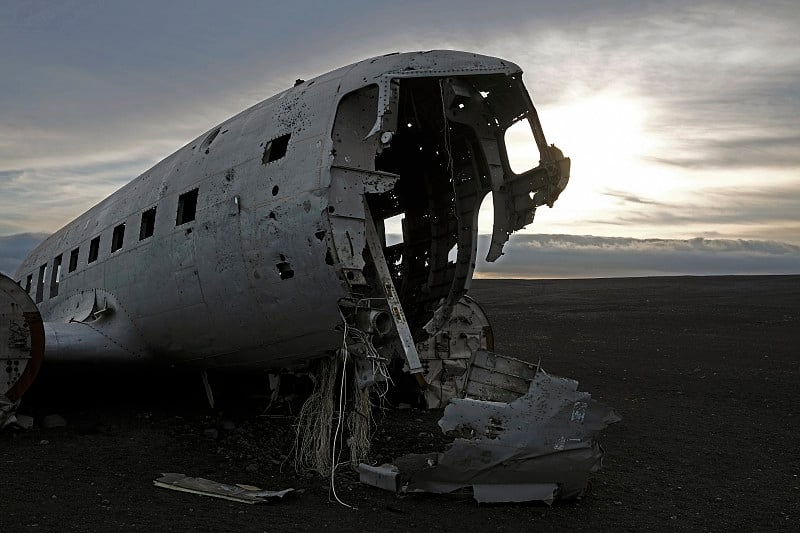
[2,50,617,503]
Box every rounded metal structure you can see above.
[0,274,44,402]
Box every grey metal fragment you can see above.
[153,473,293,504]
[0,396,19,430]
[396,369,620,503]
[416,297,493,408]
[358,463,400,492]
[462,350,538,403]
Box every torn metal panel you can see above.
[462,350,538,403]
[153,473,293,504]
[416,296,493,407]
[385,366,620,503]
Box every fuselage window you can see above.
[88,236,100,263]
[140,207,156,240]
[35,264,47,303]
[111,223,125,253]
[50,254,62,298]
[176,189,198,226]
[25,274,32,294]
[68,248,79,272]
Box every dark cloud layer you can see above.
[476,234,800,278]
[0,233,48,276]
[648,135,800,170]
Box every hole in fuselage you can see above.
[276,261,294,280]
[368,77,490,335]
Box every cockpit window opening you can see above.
[503,117,540,174]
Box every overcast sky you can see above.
[1,1,798,277]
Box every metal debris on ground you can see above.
[360,352,621,504]
[358,463,400,492]
[153,473,294,504]
[1,396,19,430]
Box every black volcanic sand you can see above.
[2,276,798,532]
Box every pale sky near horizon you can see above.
[1,1,799,256]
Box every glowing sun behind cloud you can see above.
[483,89,670,238]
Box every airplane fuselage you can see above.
[13,51,570,371]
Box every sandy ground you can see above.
[2,275,798,532]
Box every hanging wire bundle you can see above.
[293,354,340,476]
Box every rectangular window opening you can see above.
[88,236,100,263]
[111,223,125,252]
[50,254,62,298]
[262,133,291,164]
[35,264,47,303]
[176,188,198,226]
[68,248,79,273]
[25,274,32,294]
[140,207,156,240]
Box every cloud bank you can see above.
[0,233,48,277]
[3,232,797,280]
[476,234,800,278]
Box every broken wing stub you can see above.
[361,352,620,504]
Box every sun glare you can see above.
[495,89,665,235]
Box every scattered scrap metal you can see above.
[359,351,620,504]
[154,473,293,504]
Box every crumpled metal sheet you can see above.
[396,370,620,503]
[153,473,293,504]
[1,395,20,430]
